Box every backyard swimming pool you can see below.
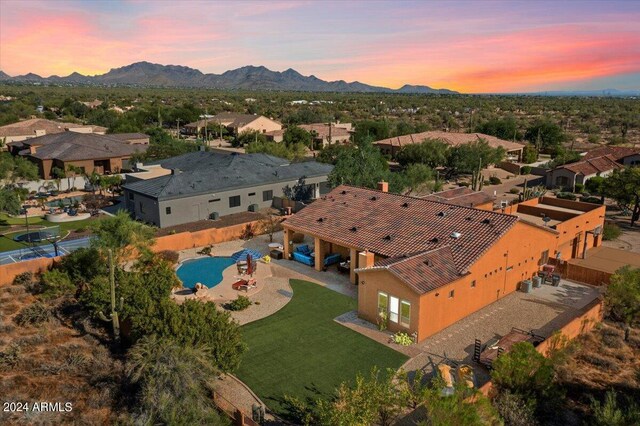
[176,257,235,289]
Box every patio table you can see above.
[479,330,533,366]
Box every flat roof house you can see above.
[0,118,107,144]
[374,131,524,162]
[123,152,333,228]
[183,113,282,137]
[282,184,604,341]
[8,132,148,179]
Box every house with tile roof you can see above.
[581,146,640,166]
[373,131,524,162]
[545,155,623,191]
[183,113,282,138]
[281,183,605,341]
[123,151,333,227]
[265,123,352,147]
[8,132,147,179]
[0,118,107,144]
[422,187,495,210]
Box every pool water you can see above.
[176,257,235,289]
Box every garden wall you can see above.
[478,298,604,396]
[0,256,60,286]
[498,161,521,175]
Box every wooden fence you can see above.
[213,391,260,426]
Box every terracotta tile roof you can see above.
[373,131,524,152]
[284,185,518,276]
[0,118,96,137]
[185,113,280,129]
[299,123,351,139]
[559,155,622,175]
[423,187,495,208]
[357,247,463,294]
[582,146,639,161]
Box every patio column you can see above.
[349,247,357,284]
[314,236,325,271]
[283,228,292,260]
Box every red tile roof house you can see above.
[373,131,524,162]
[282,183,605,341]
[582,146,640,166]
[265,123,352,147]
[545,155,623,191]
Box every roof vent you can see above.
[430,237,439,243]
[341,190,347,195]
[451,232,462,239]
[350,226,358,232]
[370,196,378,201]
[402,202,409,208]
[424,259,433,267]
[383,235,392,241]
[465,216,472,221]
[437,211,446,217]
[482,218,491,224]
[317,218,324,223]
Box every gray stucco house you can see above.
[123,152,333,228]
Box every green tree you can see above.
[354,120,390,142]
[246,140,306,161]
[51,166,65,191]
[605,266,640,327]
[0,185,22,215]
[284,125,313,149]
[328,138,394,191]
[448,140,506,174]
[525,119,566,153]
[396,139,450,168]
[11,156,39,182]
[233,129,266,147]
[126,335,229,425]
[283,177,314,202]
[521,144,538,164]
[402,163,440,195]
[90,210,155,264]
[475,116,521,141]
[603,167,640,226]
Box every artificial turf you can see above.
[235,279,409,417]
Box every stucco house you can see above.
[265,123,352,147]
[123,151,333,228]
[282,184,604,341]
[545,155,622,191]
[0,118,107,144]
[373,131,524,162]
[422,187,495,210]
[8,132,148,179]
[183,113,282,138]
[582,146,640,167]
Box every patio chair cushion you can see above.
[296,244,311,255]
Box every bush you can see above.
[510,187,520,194]
[580,196,602,204]
[59,247,103,284]
[0,344,21,369]
[580,354,619,372]
[197,246,212,256]
[489,176,502,185]
[457,181,470,187]
[520,166,532,175]
[574,183,584,193]
[492,390,537,426]
[14,303,51,327]
[157,250,179,265]
[226,295,252,311]
[41,269,75,299]
[13,272,33,287]
[602,223,622,241]
[556,192,577,200]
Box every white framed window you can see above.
[400,301,411,327]
[389,296,399,323]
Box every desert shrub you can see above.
[580,196,602,204]
[15,333,47,347]
[458,181,470,187]
[510,187,520,194]
[157,250,179,265]
[41,269,75,299]
[580,354,619,372]
[291,232,305,243]
[226,295,252,311]
[489,176,502,185]
[13,272,33,287]
[602,223,622,241]
[556,192,577,200]
[491,342,555,400]
[589,390,640,426]
[520,166,532,175]
[5,285,25,295]
[492,390,537,426]
[601,332,623,349]
[197,245,212,255]
[574,183,584,193]
[0,344,22,369]
[59,247,103,284]
[14,303,52,327]
[240,223,255,240]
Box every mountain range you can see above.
[0,61,458,94]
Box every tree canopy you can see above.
[603,167,640,226]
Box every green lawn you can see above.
[0,213,99,252]
[235,279,409,417]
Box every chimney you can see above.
[29,145,37,154]
[377,181,388,193]
[358,250,375,269]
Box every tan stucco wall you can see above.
[237,116,282,134]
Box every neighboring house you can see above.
[183,113,282,137]
[0,118,107,144]
[8,132,147,179]
[282,184,604,341]
[123,151,333,228]
[106,133,150,145]
[265,123,352,147]
[422,187,495,210]
[374,131,524,162]
[582,146,640,167]
[545,155,622,190]
[81,99,103,109]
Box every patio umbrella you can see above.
[231,249,262,262]
[247,253,253,276]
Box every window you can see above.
[263,190,273,202]
[377,292,388,314]
[165,207,172,215]
[448,290,455,298]
[540,250,549,265]
[400,301,411,327]
[471,280,476,288]
[229,195,241,208]
[248,192,256,196]
[389,296,399,323]
[209,198,220,203]
[139,202,145,214]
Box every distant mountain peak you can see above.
[0,62,459,94]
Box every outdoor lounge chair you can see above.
[232,278,257,292]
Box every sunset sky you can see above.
[1,0,639,93]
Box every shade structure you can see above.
[247,253,253,275]
[231,249,263,262]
